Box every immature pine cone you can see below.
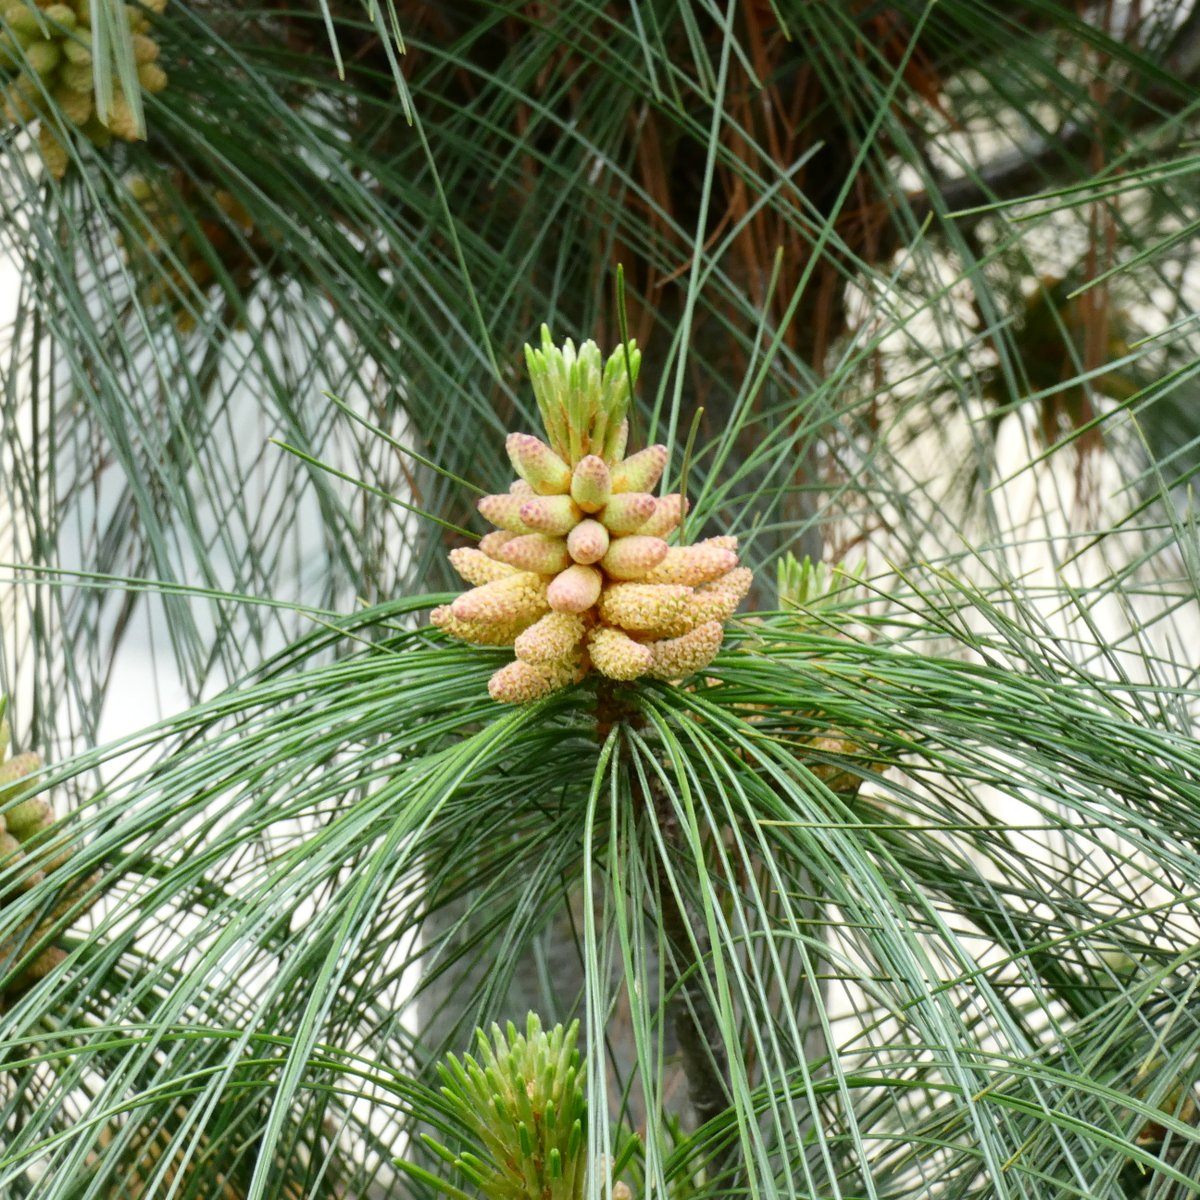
[432,327,751,703]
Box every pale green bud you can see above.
[0,751,41,804]
[59,58,92,91]
[53,81,92,123]
[24,39,62,76]
[44,5,77,30]
[131,32,158,63]
[3,6,42,38]
[137,61,166,93]
[4,794,51,840]
[62,28,91,64]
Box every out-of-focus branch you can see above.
[916,1,1200,221]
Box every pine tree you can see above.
[3,2,1200,1196]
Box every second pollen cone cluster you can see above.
[0,0,167,177]
[432,327,751,703]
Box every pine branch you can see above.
[921,1,1200,219]
[639,768,732,1136]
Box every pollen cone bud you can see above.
[514,612,585,664]
[12,946,66,990]
[477,493,535,535]
[689,567,754,622]
[37,129,69,178]
[547,564,603,613]
[4,795,52,840]
[0,752,41,802]
[138,61,167,92]
[53,84,92,125]
[604,418,630,465]
[570,455,611,513]
[588,628,653,681]
[488,657,577,704]
[506,433,572,495]
[611,444,667,494]
[509,478,536,499]
[601,493,656,535]
[599,583,695,638]
[496,534,572,575]
[25,40,62,76]
[647,620,724,680]
[431,605,529,646]
[448,547,519,586]
[600,535,669,581]
[643,540,738,586]
[519,494,581,536]
[451,572,548,624]
[132,33,159,64]
[4,6,42,36]
[478,530,515,560]
[566,519,609,565]
[639,493,688,538]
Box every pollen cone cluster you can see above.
[124,172,264,329]
[1,0,167,178]
[432,327,751,704]
[0,716,97,1007]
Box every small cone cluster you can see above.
[0,715,97,1007]
[417,1013,598,1200]
[123,172,264,330]
[1,0,167,178]
[432,326,750,703]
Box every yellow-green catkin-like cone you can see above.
[1,0,169,177]
[431,327,750,701]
